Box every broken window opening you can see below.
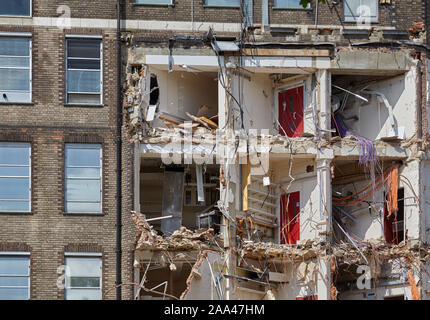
[140,159,220,235]
[150,74,160,106]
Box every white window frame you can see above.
[0,142,31,213]
[343,0,378,23]
[204,0,240,7]
[64,253,102,301]
[0,33,32,103]
[135,0,173,4]
[0,0,32,17]
[65,36,103,105]
[64,144,102,214]
[273,0,310,9]
[0,252,30,300]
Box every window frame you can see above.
[203,0,240,8]
[0,33,32,104]
[0,142,31,213]
[0,0,32,18]
[134,0,173,5]
[65,36,103,106]
[64,143,103,215]
[273,0,311,9]
[343,0,378,23]
[0,252,30,300]
[64,253,102,300]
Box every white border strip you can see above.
[64,252,103,257]
[65,34,103,39]
[0,32,32,37]
[0,252,30,256]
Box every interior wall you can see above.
[150,67,218,120]
[340,71,416,141]
[272,158,319,242]
[230,73,274,132]
[422,160,430,245]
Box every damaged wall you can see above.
[150,68,218,121]
[335,69,417,141]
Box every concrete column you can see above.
[317,256,331,300]
[317,69,331,140]
[316,154,333,300]
[218,56,227,131]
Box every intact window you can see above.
[205,0,240,7]
[0,0,31,17]
[65,255,102,300]
[65,144,102,214]
[66,39,102,105]
[0,37,32,103]
[0,142,31,212]
[0,254,30,300]
[274,0,310,9]
[343,0,378,23]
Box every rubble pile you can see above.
[132,211,223,252]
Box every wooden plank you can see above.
[242,162,251,211]
[242,48,331,57]
[199,116,218,129]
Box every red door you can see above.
[280,191,300,244]
[278,86,304,137]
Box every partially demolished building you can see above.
[122,0,430,300]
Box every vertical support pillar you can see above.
[318,69,331,140]
[316,155,333,300]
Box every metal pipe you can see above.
[116,0,123,301]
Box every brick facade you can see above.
[0,3,135,299]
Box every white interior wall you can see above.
[230,73,275,132]
[422,160,430,245]
[341,71,416,141]
[150,67,218,120]
[272,158,319,242]
[402,161,420,242]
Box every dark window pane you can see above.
[67,40,100,59]
[68,59,100,70]
[0,0,31,17]
[67,93,101,105]
[69,277,100,288]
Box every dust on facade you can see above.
[1,0,430,300]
